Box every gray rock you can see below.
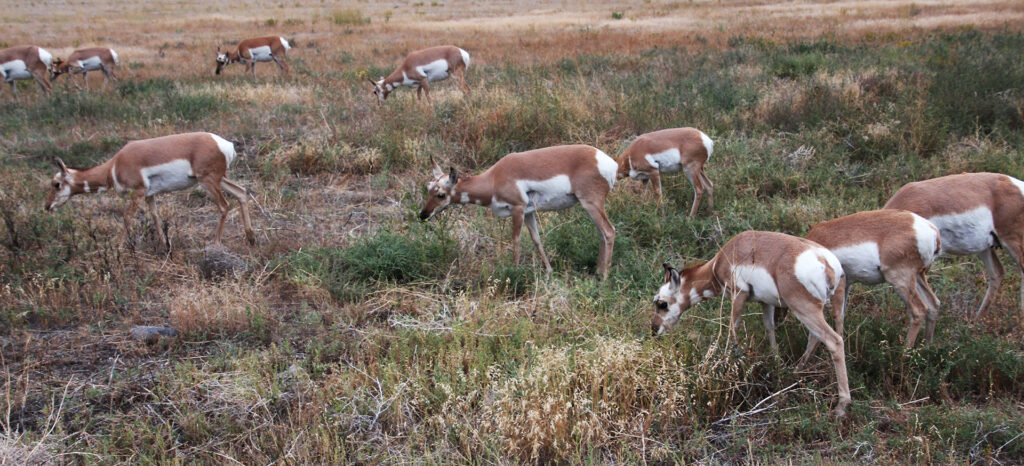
[197,245,247,279]
[130,326,177,344]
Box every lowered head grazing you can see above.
[44,157,80,211]
[419,159,458,221]
[651,262,710,335]
[369,77,388,106]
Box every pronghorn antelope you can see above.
[216,36,291,76]
[51,47,120,89]
[44,132,255,249]
[616,127,714,215]
[370,45,470,106]
[419,145,618,279]
[806,209,942,348]
[0,45,54,98]
[652,231,851,417]
[884,172,1024,319]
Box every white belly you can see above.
[247,46,274,62]
[416,59,451,83]
[77,56,103,71]
[2,60,33,81]
[518,175,577,214]
[831,242,884,285]
[928,206,995,255]
[643,148,683,174]
[731,265,782,306]
[141,160,197,196]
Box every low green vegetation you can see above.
[1,31,1023,463]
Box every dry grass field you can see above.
[2,0,1024,463]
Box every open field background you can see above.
[2,0,1024,463]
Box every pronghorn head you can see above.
[651,261,709,336]
[419,159,458,221]
[215,47,232,75]
[45,157,82,211]
[369,77,389,106]
[49,57,67,81]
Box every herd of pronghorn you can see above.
[8,35,1024,419]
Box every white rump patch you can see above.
[911,214,940,267]
[110,49,119,64]
[1007,175,1024,200]
[518,175,576,213]
[141,159,196,196]
[644,148,683,174]
[928,206,995,256]
[459,48,471,68]
[37,47,53,69]
[793,248,843,302]
[1,60,32,80]
[248,45,274,62]
[594,149,618,189]
[416,59,451,83]
[700,131,714,161]
[731,265,781,306]
[279,37,291,50]
[831,242,883,285]
[209,133,236,167]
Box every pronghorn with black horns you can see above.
[51,47,120,89]
[419,144,618,279]
[0,45,54,98]
[652,231,851,418]
[806,209,941,348]
[370,45,470,106]
[616,127,714,215]
[44,132,255,250]
[884,172,1024,320]
[216,36,291,77]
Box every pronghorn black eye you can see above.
[656,300,668,310]
[53,182,60,189]
[437,193,446,199]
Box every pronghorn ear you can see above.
[663,262,680,289]
[53,157,69,175]
[448,167,458,186]
[368,78,378,86]
[430,157,444,179]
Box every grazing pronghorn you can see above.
[0,45,54,98]
[884,172,1024,319]
[419,145,617,279]
[51,47,120,89]
[652,231,851,417]
[370,45,470,106]
[616,127,714,215]
[216,36,291,76]
[44,132,255,249]
[806,209,942,348]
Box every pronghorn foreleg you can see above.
[762,303,780,357]
[728,290,750,345]
[648,170,663,206]
[510,205,525,266]
[100,66,111,89]
[699,168,714,212]
[220,178,256,245]
[200,177,232,245]
[32,71,51,95]
[579,198,615,280]
[144,195,169,250]
[524,212,552,275]
[271,55,288,73]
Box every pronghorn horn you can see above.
[53,157,69,174]
[662,262,680,287]
[448,167,458,185]
[368,78,378,86]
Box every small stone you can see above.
[130,326,177,344]
[197,245,247,279]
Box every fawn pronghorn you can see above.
[652,231,851,417]
[616,127,714,215]
[419,145,617,279]
[51,47,120,89]
[44,132,255,249]
[806,209,942,348]
[0,45,54,98]
[370,45,470,106]
[216,36,291,76]
[884,172,1024,319]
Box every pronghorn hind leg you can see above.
[789,298,851,418]
[917,273,941,342]
[578,199,615,280]
[510,206,525,266]
[220,178,256,245]
[699,167,714,213]
[976,248,1004,318]
[684,167,703,217]
[200,177,232,245]
[524,212,552,275]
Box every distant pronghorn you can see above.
[884,172,1024,319]
[0,45,54,98]
[45,132,255,249]
[806,209,941,348]
[419,145,617,279]
[216,36,291,77]
[370,45,470,106]
[653,231,851,418]
[616,127,714,215]
[51,47,120,89]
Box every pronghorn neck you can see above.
[70,160,116,194]
[683,260,722,299]
[451,175,494,207]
